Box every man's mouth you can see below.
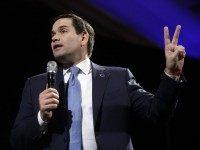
[53,44,63,50]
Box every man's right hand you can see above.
[39,88,59,122]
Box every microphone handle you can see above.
[47,72,56,88]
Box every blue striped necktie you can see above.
[68,66,82,150]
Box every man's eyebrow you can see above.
[58,25,69,29]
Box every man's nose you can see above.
[52,34,60,42]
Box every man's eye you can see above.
[51,33,55,37]
[60,29,67,33]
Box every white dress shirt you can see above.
[38,57,97,149]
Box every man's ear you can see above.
[81,31,89,47]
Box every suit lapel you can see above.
[92,63,110,128]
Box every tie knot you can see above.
[70,66,80,76]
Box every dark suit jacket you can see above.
[10,62,184,150]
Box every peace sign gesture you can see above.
[164,25,186,77]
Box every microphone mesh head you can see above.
[47,61,57,73]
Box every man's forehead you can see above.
[52,18,72,29]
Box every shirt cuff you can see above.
[37,111,48,134]
[164,71,180,82]
[37,111,48,126]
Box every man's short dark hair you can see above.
[53,13,95,57]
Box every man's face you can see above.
[51,18,82,63]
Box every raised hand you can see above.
[164,25,186,77]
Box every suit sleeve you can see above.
[125,68,185,123]
[10,78,44,150]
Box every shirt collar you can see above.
[63,57,91,75]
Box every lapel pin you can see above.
[99,73,105,77]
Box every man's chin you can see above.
[54,54,65,62]
[54,53,73,64]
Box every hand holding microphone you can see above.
[39,61,59,122]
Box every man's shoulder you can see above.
[92,62,127,72]
[27,72,47,82]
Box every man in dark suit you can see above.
[10,13,186,150]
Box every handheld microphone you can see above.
[47,61,57,88]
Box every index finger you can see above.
[46,88,59,95]
[164,26,170,46]
[172,25,181,45]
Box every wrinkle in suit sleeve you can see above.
[125,68,156,122]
